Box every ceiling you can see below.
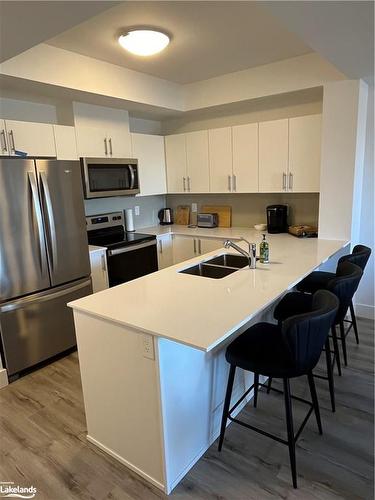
[46,1,312,84]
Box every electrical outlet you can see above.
[134,205,140,216]
[192,203,198,213]
[142,334,155,359]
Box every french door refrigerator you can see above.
[0,158,92,378]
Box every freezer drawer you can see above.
[0,278,92,376]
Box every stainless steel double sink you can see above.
[179,254,250,279]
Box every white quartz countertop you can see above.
[140,224,267,240]
[72,228,348,352]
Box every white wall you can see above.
[0,97,57,123]
[355,85,374,319]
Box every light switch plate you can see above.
[192,203,198,213]
[134,205,140,216]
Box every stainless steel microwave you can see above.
[80,158,139,199]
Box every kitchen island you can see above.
[69,230,348,494]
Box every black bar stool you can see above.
[297,245,371,345]
[218,290,338,488]
[271,261,363,412]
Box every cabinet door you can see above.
[131,133,167,195]
[89,249,109,293]
[172,235,196,264]
[186,130,209,193]
[209,127,233,193]
[199,237,225,255]
[157,235,173,269]
[232,123,258,192]
[75,125,107,158]
[0,119,10,156]
[5,120,56,157]
[53,125,78,160]
[165,134,187,193]
[259,119,288,193]
[288,114,322,193]
[107,127,132,158]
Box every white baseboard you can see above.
[355,303,375,320]
[0,369,9,389]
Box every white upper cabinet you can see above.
[0,120,9,156]
[288,114,322,192]
[258,118,289,193]
[73,102,131,159]
[185,130,210,193]
[4,120,56,157]
[131,133,167,196]
[165,133,187,193]
[209,127,233,193]
[53,125,78,160]
[232,123,259,192]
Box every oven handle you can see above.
[108,240,156,257]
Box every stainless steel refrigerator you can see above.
[0,158,92,378]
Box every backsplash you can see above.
[84,195,166,229]
[166,193,319,227]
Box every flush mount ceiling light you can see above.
[118,29,170,56]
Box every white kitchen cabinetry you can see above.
[165,134,187,193]
[3,120,56,157]
[0,120,8,156]
[157,235,173,269]
[172,235,196,264]
[89,247,109,293]
[232,123,259,192]
[199,237,225,254]
[259,118,289,193]
[131,133,167,195]
[185,130,210,192]
[73,102,132,159]
[288,114,321,192]
[53,125,78,160]
[208,127,233,193]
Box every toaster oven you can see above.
[197,213,218,228]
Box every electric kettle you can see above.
[158,208,173,225]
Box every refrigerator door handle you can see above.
[27,171,48,277]
[40,171,58,271]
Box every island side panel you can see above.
[72,311,166,491]
[156,335,266,494]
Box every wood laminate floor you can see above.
[0,319,373,500]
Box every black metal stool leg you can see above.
[218,365,236,452]
[324,337,336,412]
[266,377,273,394]
[283,378,297,489]
[350,301,360,344]
[307,372,323,435]
[339,321,348,366]
[253,373,259,408]
[331,325,342,376]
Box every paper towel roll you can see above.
[125,208,135,232]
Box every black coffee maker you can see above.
[266,205,288,233]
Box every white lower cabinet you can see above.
[157,235,173,269]
[172,235,196,264]
[89,248,109,293]
[199,237,225,254]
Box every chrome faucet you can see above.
[224,238,257,269]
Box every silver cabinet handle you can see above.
[8,130,15,153]
[101,254,107,272]
[104,137,108,155]
[0,129,8,153]
[228,175,232,191]
[233,174,237,192]
[187,176,191,192]
[282,172,287,191]
[40,172,58,271]
[289,172,293,190]
[159,240,163,254]
[183,177,186,192]
[198,239,202,254]
[27,171,48,277]
[193,239,197,254]
[109,137,113,156]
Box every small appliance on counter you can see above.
[266,204,288,233]
[158,208,173,225]
[197,213,219,228]
[124,208,135,232]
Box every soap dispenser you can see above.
[259,234,270,264]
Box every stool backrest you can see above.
[282,290,339,374]
[338,245,371,271]
[327,261,363,324]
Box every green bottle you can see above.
[259,234,269,264]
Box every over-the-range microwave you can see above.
[80,157,140,199]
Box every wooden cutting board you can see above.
[201,205,232,228]
[175,205,190,225]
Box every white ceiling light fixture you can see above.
[118,29,170,56]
